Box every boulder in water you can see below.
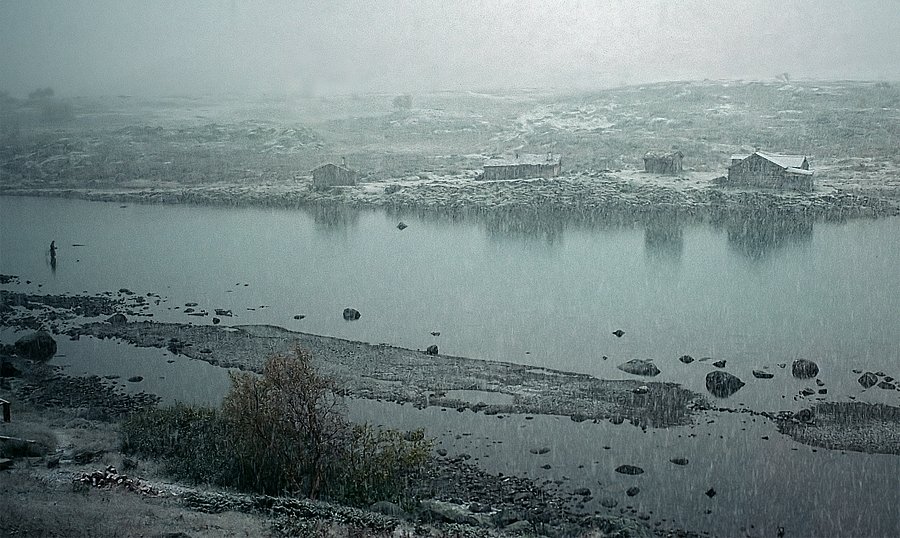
[342,308,361,320]
[14,331,57,361]
[792,359,819,379]
[858,372,878,388]
[617,359,660,377]
[705,371,745,398]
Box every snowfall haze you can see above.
[1,0,899,97]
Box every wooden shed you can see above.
[726,151,812,190]
[482,153,562,180]
[311,162,357,188]
[643,150,684,174]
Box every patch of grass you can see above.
[0,422,56,457]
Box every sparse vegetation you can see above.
[121,347,432,506]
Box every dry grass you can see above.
[0,471,274,538]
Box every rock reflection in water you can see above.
[720,210,813,260]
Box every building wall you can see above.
[313,164,357,187]
[726,155,812,190]
[483,162,561,180]
[644,155,683,174]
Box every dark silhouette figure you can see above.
[49,241,57,272]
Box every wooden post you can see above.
[0,399,10,422]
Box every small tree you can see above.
[222,347,347,497]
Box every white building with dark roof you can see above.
[726,151,813,190]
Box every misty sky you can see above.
[2,0,899,97]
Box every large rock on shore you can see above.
[106,313,127,325]
[14,331,57,361]
[792,359,819,379]
[705,371,745,398]
[617,359,660,377]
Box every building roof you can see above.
[785,167,813,176]
[755,151,807,169]
[729,151,808,169]
[484,153,561,167]
[644,150,683,159]
[311,163,354,174]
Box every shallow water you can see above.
[351,399,900,538]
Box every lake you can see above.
[2,195,899,536]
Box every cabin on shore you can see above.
[311,161,357,188]
[482,153,562,180]
[643,150,684,174]
[725,151,813,190]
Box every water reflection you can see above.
[483,208,565,244]
[644,214,684,261]
[720,211,814,260]
[312,204,359,232]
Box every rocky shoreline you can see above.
[2,169,899,229]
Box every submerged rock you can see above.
[792,359,820,379]
[752,370,774,379]
[705,371,745,398]
[612,329,625,338]
[397,221,408,230]
[678,355,694,364]
[615,464,644,475]
[712,360,727,368]
[14,331,57,361]
[617,359,660,376]
[342,308,361,320]
[626,486,640,497]
[669,457,689,466]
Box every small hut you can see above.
[643,150,684,174]
[482,153,562,180]
[725,151,812,190]
[311,161,357,188]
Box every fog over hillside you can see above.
[1,0,899,97]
